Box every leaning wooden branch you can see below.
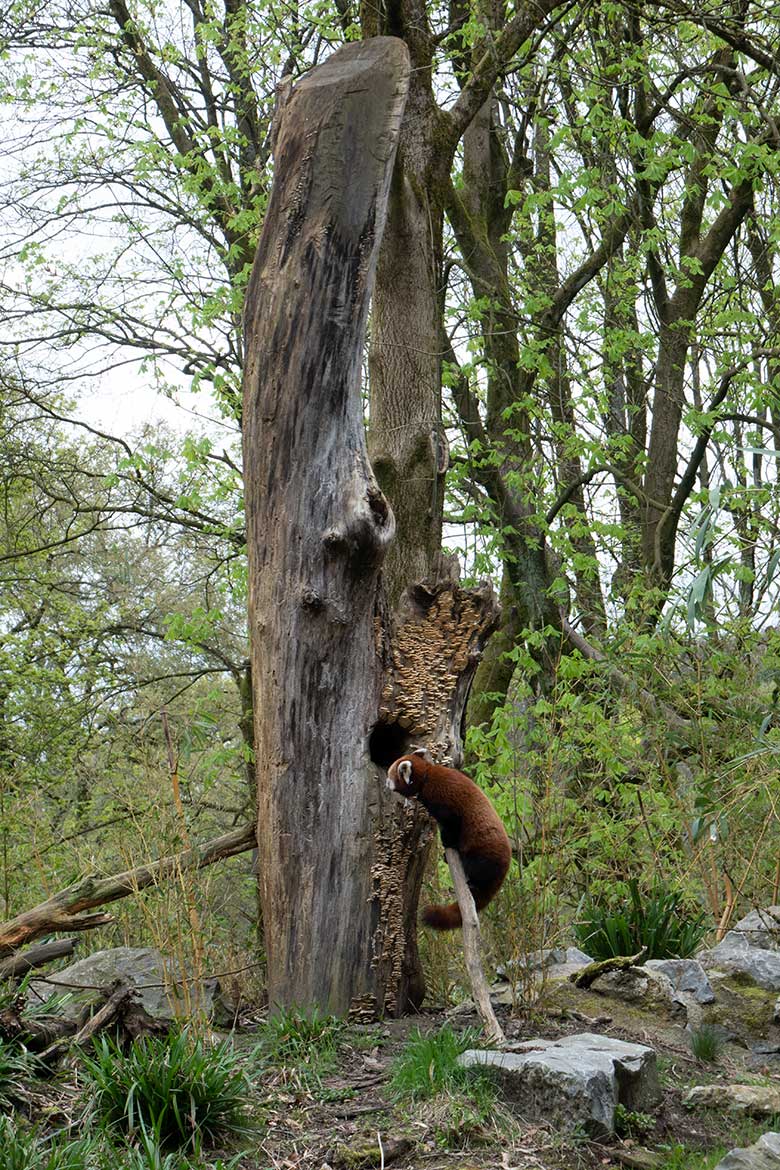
[444,848,505,1046]
[0,822,257,955]
[40,979,132,1066]
[569,947,648,990]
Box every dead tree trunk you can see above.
[242,38,499,1017]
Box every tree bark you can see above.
[242,38,410,1014]
[0,938,77,980]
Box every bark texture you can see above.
[371,582,499,1014]
[242,38,410,1013]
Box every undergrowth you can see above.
[574,879,708,960]
[81,1028,251,1151]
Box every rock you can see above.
[713,1132,780,1169]
[496,947,592,979]
[329,1137,413,1167]
[703,973,780,1046]
[492,946,594,1003]
[685,1084,780,1117]
[458,1032,660,1138]
[729,908,780,950]
[612,1150,664,1169]
[700,934,780,992]
[645,959,715,1005]
[590,966,686,1020]
[26,947,224,1026]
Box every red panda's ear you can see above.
[411,746,431,760]
[398,760,412,785]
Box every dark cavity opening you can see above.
[369,719,413,770]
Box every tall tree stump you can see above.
[242,38,499,1016]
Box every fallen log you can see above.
[569,947,649,990]
[0,938,78,980]
[0,822,257,955]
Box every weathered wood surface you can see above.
[242,37,410,1014]
[0,822,256,954]
[570,948,648,990]
[371,582,499,1013]
[0,938,77,980]
[444,847,505,1046]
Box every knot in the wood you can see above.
[300,587,324,611]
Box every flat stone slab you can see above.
[686,1085,780,1117]
[714,1132,780,1169]
[459,1032,660,1137]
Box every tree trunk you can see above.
[242,40,499,1014]
[367,66,449,605]
[242,38,409,1014]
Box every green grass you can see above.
[389,1024,487,1102]
[0,1117,242,1170]
[688,1023,725,1063]
[255,1005,345,1086]
[657,1146,728,1170]
[389,1025,513,1151]
[574,879,708,960]
[0,1120,109,1170]
[0,1038,38,1111]
[80,1028,251,1152]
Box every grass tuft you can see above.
[0,1118,106,1170]
[256,1005,344,1073]
[0,1038,39,1111]
[80,1028,250,1151]
[688,1023,725,1063]
[389,1024,486,1102]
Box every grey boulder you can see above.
[26,947,223,1025]
[644,958,715,1005]
[729,908,780,951]
[458,1031,660,1137]
[714,1133,780,1169]
[699,934,780,992]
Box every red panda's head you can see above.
[386,747,430,797]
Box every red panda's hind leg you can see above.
[462,851,507,912]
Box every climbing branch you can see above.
[444,848,505,1046]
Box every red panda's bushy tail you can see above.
[421,902,462,930]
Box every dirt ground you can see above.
[238,998,780,1170]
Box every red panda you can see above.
[386,748,511,930]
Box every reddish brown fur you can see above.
[386,750,511,930]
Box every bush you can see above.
[574,879,708,960]
[80,1029,250,1151]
